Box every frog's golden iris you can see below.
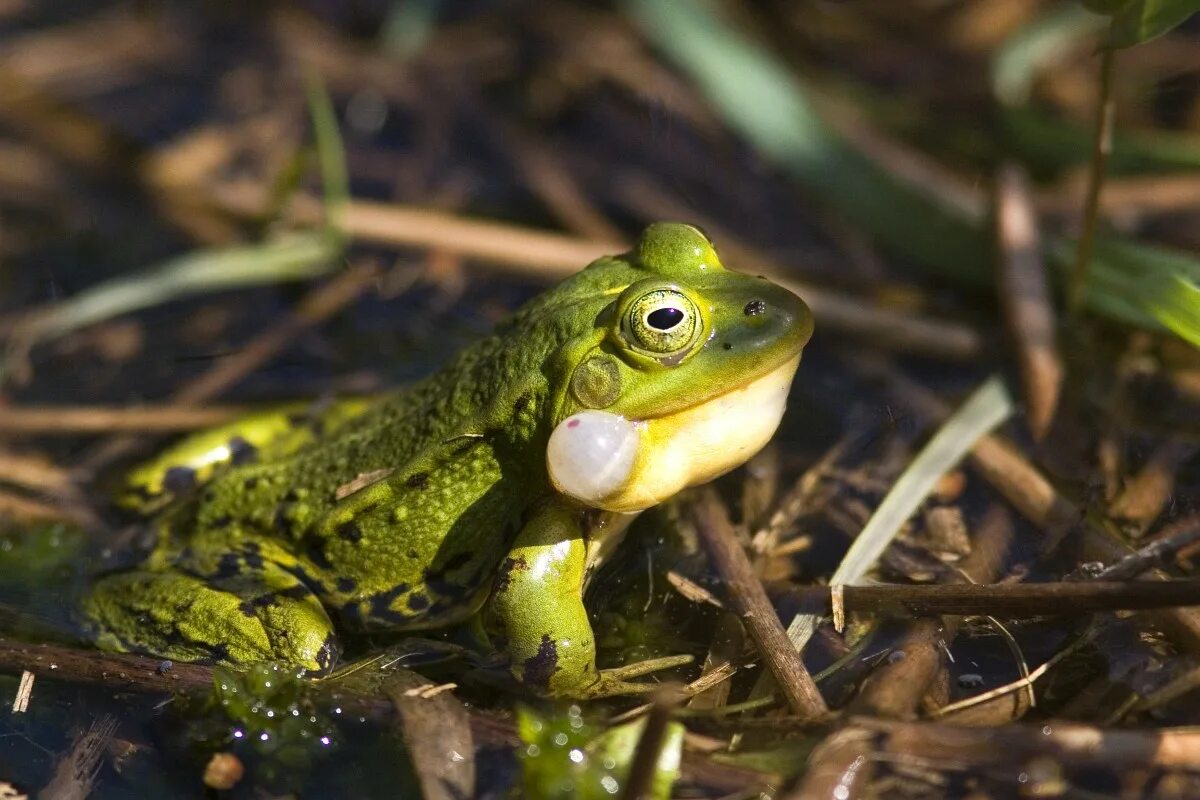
[83,222,813,698]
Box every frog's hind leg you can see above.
[83,565,340,674]
[119,396,379,513]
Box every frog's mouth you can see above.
[547,353,802,513]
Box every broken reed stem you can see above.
[690,488,827,720]
[767,579,1200,619]
[1068,43,1116,317]
[74,261,381,478]
[0,405,247,435]
[995,162,1061,440]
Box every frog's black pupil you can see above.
[647,307,684,331]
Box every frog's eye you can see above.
[624,289,700,355]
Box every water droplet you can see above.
[553,732,569,747]
[569,748,584,764]
[601,775,619,794]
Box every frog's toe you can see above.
[579,654,695,699]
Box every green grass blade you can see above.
[25,233,341,342]
[304,70,349,238]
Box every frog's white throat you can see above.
[547,354,801,513]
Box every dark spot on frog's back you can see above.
[335,577,356,594]
[337,521,363,543]
[213,552,242,579]
[163,466,197,494]
[228,436,258,465]
[523,634,559,690]
[407,593,430,611]
[406,472,429,490]
[514,392,532,413]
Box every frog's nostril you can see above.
[743,299,766,317]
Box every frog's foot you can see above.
[578,654,695,699]
[83,568,340,675]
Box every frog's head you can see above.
[545,222,813,513]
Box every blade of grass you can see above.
[14,234,339,344]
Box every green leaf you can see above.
[1102,0,1200,47]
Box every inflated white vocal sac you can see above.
[546,410,641,507]
[547,354,801,513]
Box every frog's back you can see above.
[174,256,641,545]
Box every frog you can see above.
[81,222,813,698]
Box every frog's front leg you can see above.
[488,499,689,698]
[83,559,339,674]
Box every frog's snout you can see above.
[717,280,813,361]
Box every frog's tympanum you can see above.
[83,223,813,698]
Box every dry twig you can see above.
[690,488,827,720]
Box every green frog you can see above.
[82,222,813,698]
